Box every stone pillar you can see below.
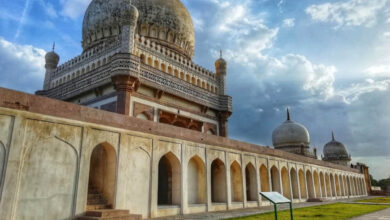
[332,174,337,199]
[111,75,139,116]
[218,111,231,137]
[323,174,328,199]
[255,157,262,206]
[296,165,302,202]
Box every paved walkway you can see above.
[153,197,373,220]
[349,207,390,220]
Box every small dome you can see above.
[45,48,59,68]
[82,0,139,51]
[323,132,350,160]
[272,109,310,148]
[215,50,227,74]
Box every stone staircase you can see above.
[75,186,142,220]
[76,210,142,220]
[87,187,112,211]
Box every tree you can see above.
[370,175,378,186]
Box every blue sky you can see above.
[0,0,389,179]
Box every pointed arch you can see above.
[230,161,243,202]
[290,168,299,199]
[245,163,257,201]
[88,142,117,208]
[211,159,226,203]
[320,172,326,197]
[158,152,181,205]
[187,155,206,204]
[298,169,307,199]
[306,170,315,199]
[325,173,331,197]
[330,174,336,197]
[270,166,281,193]
[259,164,270,192]
[313,171,321,198]
[281,167,291,199]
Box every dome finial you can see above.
[52,42,55,52]
[332,131,335,141]
[287,108,291,121]
[220,49,223,59]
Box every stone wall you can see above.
[0,88,367,219]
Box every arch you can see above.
[174,69,179,77]
[180,72,185,80]
[313,171,321,198]
[343,176,349,196]
[281,167,291,199]
[140,54,146,64]
[211,159,226,203]
[186,74,190,82]
[335,175,341,196]
[320,172,326,197]
[347,176,351,196]
[187,156,206,204]
[230,161,243,202]
[298,169,307,199]
[161,63,166,72]
[259,164,270,192]
[339,174,345,196]
[325,173,331,197]
[147,57,153,66]
[168,66,173,74]
[88,143,117,207]
[245,163,257,201]
[330,174,336,197]
[154,60,159,69]
[306,170,315,198]
[290,168,299,199]
[270,166,281,193]
[158,152,181,205]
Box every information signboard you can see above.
[260,192,293,220]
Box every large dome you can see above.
[133,0,195,58]
[272,109,310,148]
[323,132,350,160]
[82,0,195,58]
[82,0,139,51]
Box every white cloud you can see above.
[365,64,390,77]
[305,0,389,28]
[338,79,390,103]
[282,18,295,28]
[0,37,46,93]
[60,0,91,19]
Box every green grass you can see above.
[356,197,390,204]
[227,203,390,220]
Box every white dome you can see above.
[272,109,310,148]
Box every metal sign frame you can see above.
[260,192,293,220]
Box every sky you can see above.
[0,0,389,180]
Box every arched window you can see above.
[281,167,291,199]
[306,170,315,198]
[211,159,226,203]
[187,156,206,204]
[230,161,243,202]
[270,166,281,193]
[290,168,299,199]
[299,169,307,199]
[260,164,270,192]
[245,163,257,201]
[158,152,181,206]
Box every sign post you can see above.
[260,192,293,220]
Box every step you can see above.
[86,209,130,217]
[87,204,112,211]
[76,214,141,220]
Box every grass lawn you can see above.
[355,197,390,204]
[227,203,390,220]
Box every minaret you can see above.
[111,1,140,115]
[215,50,227,95]
[43,43,59,90]
[215,50,230,136]
[120,1,139,53]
